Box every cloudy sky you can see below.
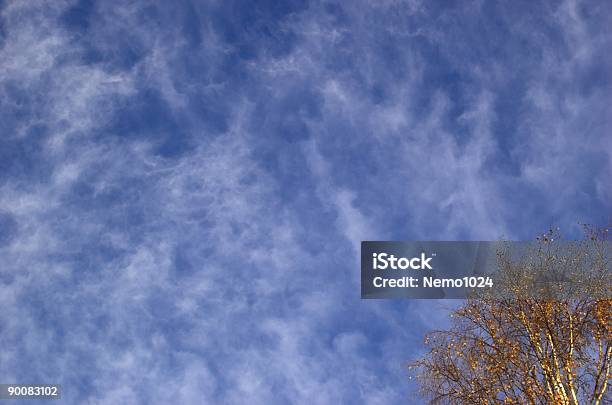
[0,0,610,403]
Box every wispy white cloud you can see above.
[0,0,609,404]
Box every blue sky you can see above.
[0,0,610,403]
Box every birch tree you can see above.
[410,227,611,404]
